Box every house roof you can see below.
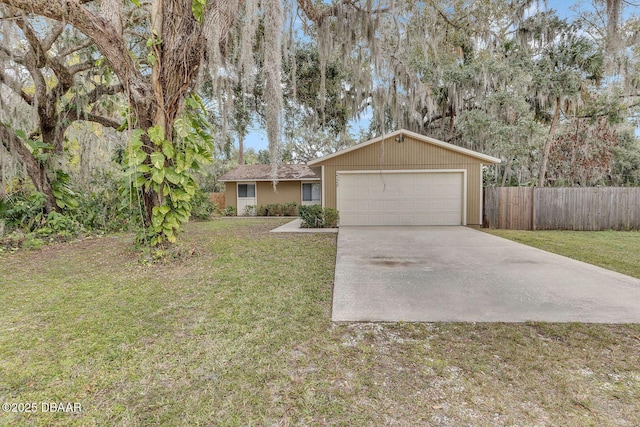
[218,164,320,182]
[307,128,501,165]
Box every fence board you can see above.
[209,192,225,209]
[484,187,640,230]
[484,187,533,229]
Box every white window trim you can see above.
[301,181,322,206]
[237,181,257,216]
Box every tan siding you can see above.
[224,182,238,210]
[314,135,485,225]
[256,181,301,206]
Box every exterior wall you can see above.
[223,180,315,214]
[256,181,302,206]
[223,182,238,210]
[312,135,485,225]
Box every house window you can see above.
[302,183,321,203]
[238,183,255,198]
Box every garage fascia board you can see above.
[309,129,501,166]
[336,169,467,226]
[219,178,320,182]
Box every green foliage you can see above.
[191,0,207,23]
[299,205,339,228]
[257,202,298,216]
[612,130,640,186]
[75,172,138,232]
[243,205,257,216]
[0,191,86,251]
[123,94,214,246]
[190,190,216,220]
[12,129,79,210]
[51,170,79,210]
[2,192,47,232]
[220,206,236,216]
[0,169,138,251]
[323,207,339,228]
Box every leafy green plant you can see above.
[323,208,339,227]
[299,205,339,228]
[74,172,137,233]
[35,211,82,237]
[51,170,79,210]
[0,192,86,250]
[299,205,322,227]
[284,202,298,216]
[243,205,257,216]
[190,190,216,220]
[220,206,236,216]
[257,202,298,217]
[3,192,46,231]
[123,94,214,246]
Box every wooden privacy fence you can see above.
[483,187,640,230]
[209,192,225,209]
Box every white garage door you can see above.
[337,171,465,226]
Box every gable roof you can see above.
[218,164,320,182]
[307,128,501,165]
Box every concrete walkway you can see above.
[332,226,640,322]
[270,218,338,233]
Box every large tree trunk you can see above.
[238,134,244,165]
[0,126,57,212]
[538,97,561,187]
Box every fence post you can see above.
[531,187,535,231]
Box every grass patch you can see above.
[1,219,640,426]
[481,229,640,279]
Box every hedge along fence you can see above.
[484,187,640,230]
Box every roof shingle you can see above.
[218,164,319,182]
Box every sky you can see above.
[241,0,617,153]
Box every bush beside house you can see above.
[299,205,339,228]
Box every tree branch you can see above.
[0,68,34,104]
[55,38,93,58]
[1,0,151,109]
[84,83,123,104]
[63,109,121,129]
[67,59,95,76]
[298,0,388,23]
[42,22,64,51]
[15,16,48,68]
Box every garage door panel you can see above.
[337,172,464,226]
[368,200,385,211]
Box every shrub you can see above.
[2,192,47,232]
[257,202,298,217]
[221,206,236,216]
[243,205,257,216]
[299,205,339,228]
[74,174,137,233]
[190,190,216,220]
[283,202,298,216]
[299,205,323,228]
[323,208,339,228]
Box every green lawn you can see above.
[481,229,640,279]
[1,219,639,426]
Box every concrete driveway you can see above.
[332,226,640,322]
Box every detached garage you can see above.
[307,129,501,226]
